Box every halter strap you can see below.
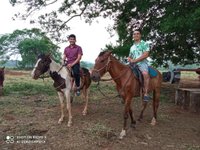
[92,56,111,73]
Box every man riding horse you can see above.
[63,34,83,96]
[127,28,150,102]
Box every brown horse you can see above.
[31,54,91,126]
[0,67,5,96]
[91,51,162,139]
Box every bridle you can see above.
[92,55,112,75]
[93,55,129,82]
[93,55,132,99]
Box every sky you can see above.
[0,1,118,63]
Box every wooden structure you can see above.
[175,88,200,112]
[175,68,200,112]
[177,68,200,81]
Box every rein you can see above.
[96,70,132,99]
[100,67,129,81]
[54,82,66,90]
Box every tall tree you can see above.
[9,0,200,66]
[0,28,61,68]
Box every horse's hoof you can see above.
[82,111,87,116]
[58,118,63,124]
[130,123,136,128]
[150,117,156,126]
[67,122,72,127]
[119,129,126,139]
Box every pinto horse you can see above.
[0,67,5,96]
[91,51,162,139]
[31,54,91,126]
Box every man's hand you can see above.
[127,57,132,62]
[67,64,73,68]
[127,57,136,63]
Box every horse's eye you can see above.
[100,60,105,63]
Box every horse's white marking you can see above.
[50,60,70,80]
[57,92,65,124]
[119,129,126,139]
[49,60,72,126]
[31,58,41,78]
[65,88,72,127]
[32,58,89,126]
[151,117,156,126]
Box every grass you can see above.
[1,70,200,149]
[83,122,116,140]
[0,69,177,120]
[0,72,58,120]
[3,74,55,96]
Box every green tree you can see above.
[0,28,61,68]
[9,0,200,66]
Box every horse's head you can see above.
[0,67,5,87]
[0,67,5,76]
[31,54,52,79]
[91,51,112,82]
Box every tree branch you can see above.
[25,0,58,18]
[59,5,88,30]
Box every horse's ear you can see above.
[46,53,52,58]
[2,66,5,70]
[108,50,112,56]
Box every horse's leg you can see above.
[119,98,131,139]
[129,105,136,128]
[64,89,72,127]
[70,80,75,103]
[151,88,160,126]
[138,94,148,121]
[57,91,65,124]
[82,87,89,116]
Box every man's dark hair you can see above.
[68,34,76,39]
[133,28,142,34]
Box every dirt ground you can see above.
[0,71,200,150]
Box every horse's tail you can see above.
[79,67,91,90]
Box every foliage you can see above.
[80,61,93,69]
[9,0,200,66]
[0,28,61,68]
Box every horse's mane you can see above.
[110,54,129,68]
[98,51,107,57]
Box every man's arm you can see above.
[130,51,149,63]
[67,54,82,68]
[71,54,82,66]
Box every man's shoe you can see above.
[76,89,80,96]
[143,95,150,102]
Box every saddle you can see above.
[70,67,90,77]
[129,63,158,87]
